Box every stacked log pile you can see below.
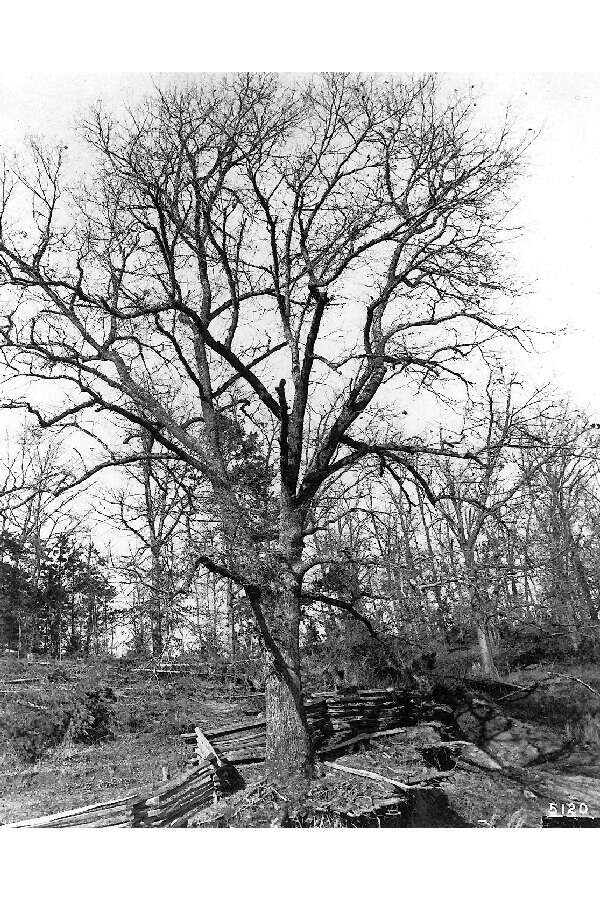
[305,699,328,749]
[5,758,221,828]
[183,703,328,765]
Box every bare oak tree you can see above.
[0,73,525,774]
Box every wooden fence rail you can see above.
[4,756,221,828]
[182,688,425,765]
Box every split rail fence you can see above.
[6,686,440,826]
[4,756,220,828]
[183,687,428,765]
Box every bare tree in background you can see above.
[0,73,526,775]
[0,423,101,655]
[521,406,600,645]
[108,426,200,656]
[408,377,550,676]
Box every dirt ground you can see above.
[191,726,552,828]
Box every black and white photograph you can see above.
[1,5,599,893]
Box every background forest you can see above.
[2,388,600,685]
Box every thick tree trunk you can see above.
[227,578,236,660]
[418,498,448,642]
[84,597,93,655]
[571,544,599,626]
[262,579,312,778]
[70,588,77,652]
[248,503,313,778]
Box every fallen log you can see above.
[0,691,48,711]
[1,677,39,685]
[498,672,600,704]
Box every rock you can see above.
[459,743,503,771]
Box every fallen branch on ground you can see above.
[322,760,435,791]
[499,672,600,703]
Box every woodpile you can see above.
[315,689,413,749]
[305,699,328,748]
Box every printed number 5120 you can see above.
[548,802,589,816]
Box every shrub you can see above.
[1,681,117,762]
[66,685,116,744]
[3,699,71,763]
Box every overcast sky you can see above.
[0,72,599,416]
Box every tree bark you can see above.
[476,623,500,679]
[570,541,599,628]
[463,546,500,679]
[227,578,236,660]
[261,577,312,778]
[247,502,313,778]
[418,495,449,641]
